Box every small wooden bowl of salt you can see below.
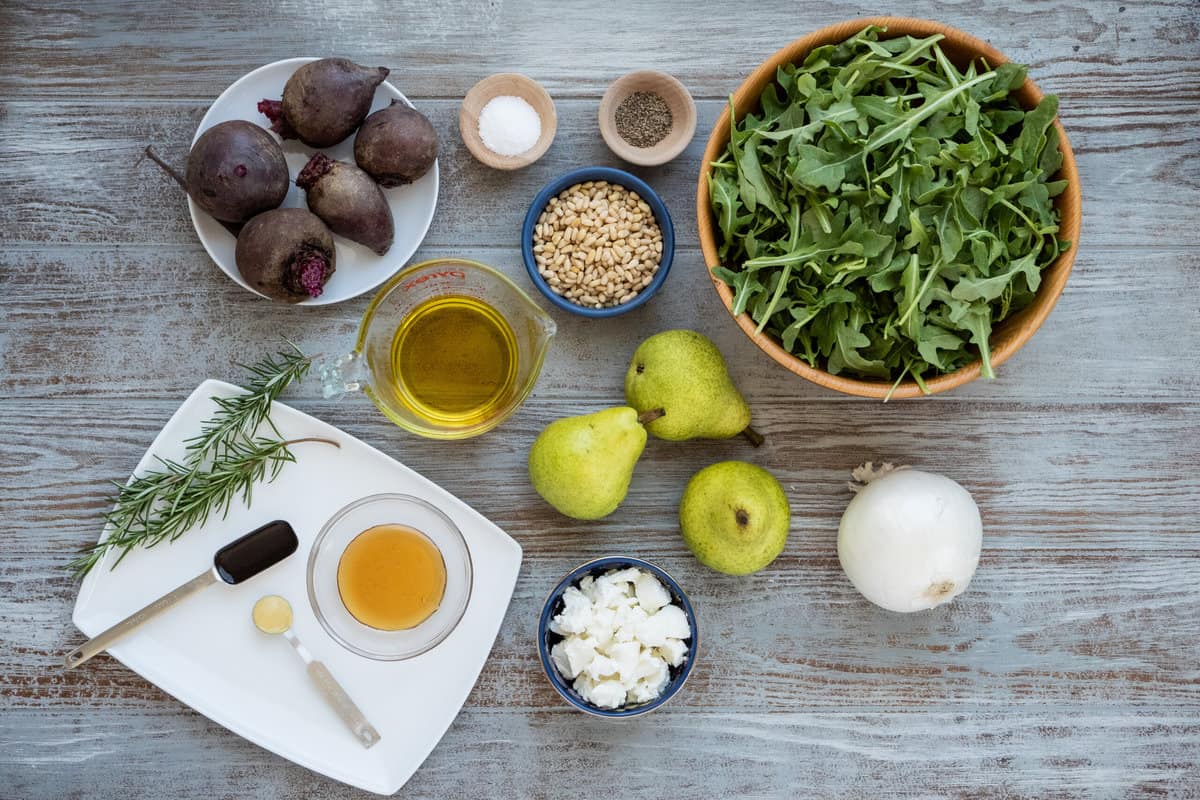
[460,74,557,170]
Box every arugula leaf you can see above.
[863,70,996,153]
[708,169,742,256]
[791,142,858,192]
[708,24,1069,388]
[737,132,783,217]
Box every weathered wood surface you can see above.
[3,244,1199,405]
[2,1,1198,101]
[3,98,1200,250]
[2,0,1199,797]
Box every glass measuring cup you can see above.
[318,258,556,440]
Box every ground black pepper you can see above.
[614,91,673,148]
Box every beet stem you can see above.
[257,99,296,140]
[143,145,187,191]
[144,145,242,239]
[295,153,334,190]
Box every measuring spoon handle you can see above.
[306,660,382,749]
[64,570,217,669]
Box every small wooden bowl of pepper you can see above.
[599,71,697,167]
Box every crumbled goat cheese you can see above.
[549,568,690,709]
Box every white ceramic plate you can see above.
[190,58,440,305]
[71,381,521,794]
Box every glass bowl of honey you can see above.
[307,493,473,660]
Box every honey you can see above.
[336,524,447,630]
[389,294,518,428]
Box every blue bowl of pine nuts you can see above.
[523,167,674,317]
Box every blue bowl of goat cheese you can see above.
[537,557,698,717]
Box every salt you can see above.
[478,95,541,157]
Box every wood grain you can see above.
[3,398,1199,793]
[2,0,1199,797]
[4,400,1198,702]
[1,245,1197,404]
[2,99,1198,249]
[1,0,1197,102]
[4,706,1196,799]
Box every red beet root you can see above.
[296,153,394,255]
[235,208,336,303]
[260,58,389,148]
[354,100,438,187]
[146,121,288,224]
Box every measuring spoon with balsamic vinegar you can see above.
[64,520,298,669]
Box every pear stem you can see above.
[740,425,765,448]
[637,408,665,425]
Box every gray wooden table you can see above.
[2,1,1198,797]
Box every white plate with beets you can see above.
[190,57,440,306]
[71,381,522,794]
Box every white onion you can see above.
[837,464,982,613]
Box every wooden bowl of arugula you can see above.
[697,18,1081,399]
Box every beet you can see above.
[148,121,288,224]
[354,100,438,187]
[260,58,389,148]
[296,153,394,255]
[235,208,336,302]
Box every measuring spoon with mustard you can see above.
[64,520,298,669]
[252,595,381,748]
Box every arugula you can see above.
[709,25,1070,389]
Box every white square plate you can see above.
[71,380,522,794]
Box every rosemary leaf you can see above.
[69,347,338,579]
[185,341,313,460]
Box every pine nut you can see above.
[531,181,663,309]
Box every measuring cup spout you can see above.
[316,352,367,400]
[520,283,557,340]
[524,306,557,379]
[535,313,557,346]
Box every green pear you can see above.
[528,406,656,520]
[624,329,763,446]
[679,461,790,575]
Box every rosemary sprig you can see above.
[70,346,338,579]
[187,343,315,459]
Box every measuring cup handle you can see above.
[315,352,366,400]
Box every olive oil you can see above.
[389,295,519,427]
[337,524,447,631]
